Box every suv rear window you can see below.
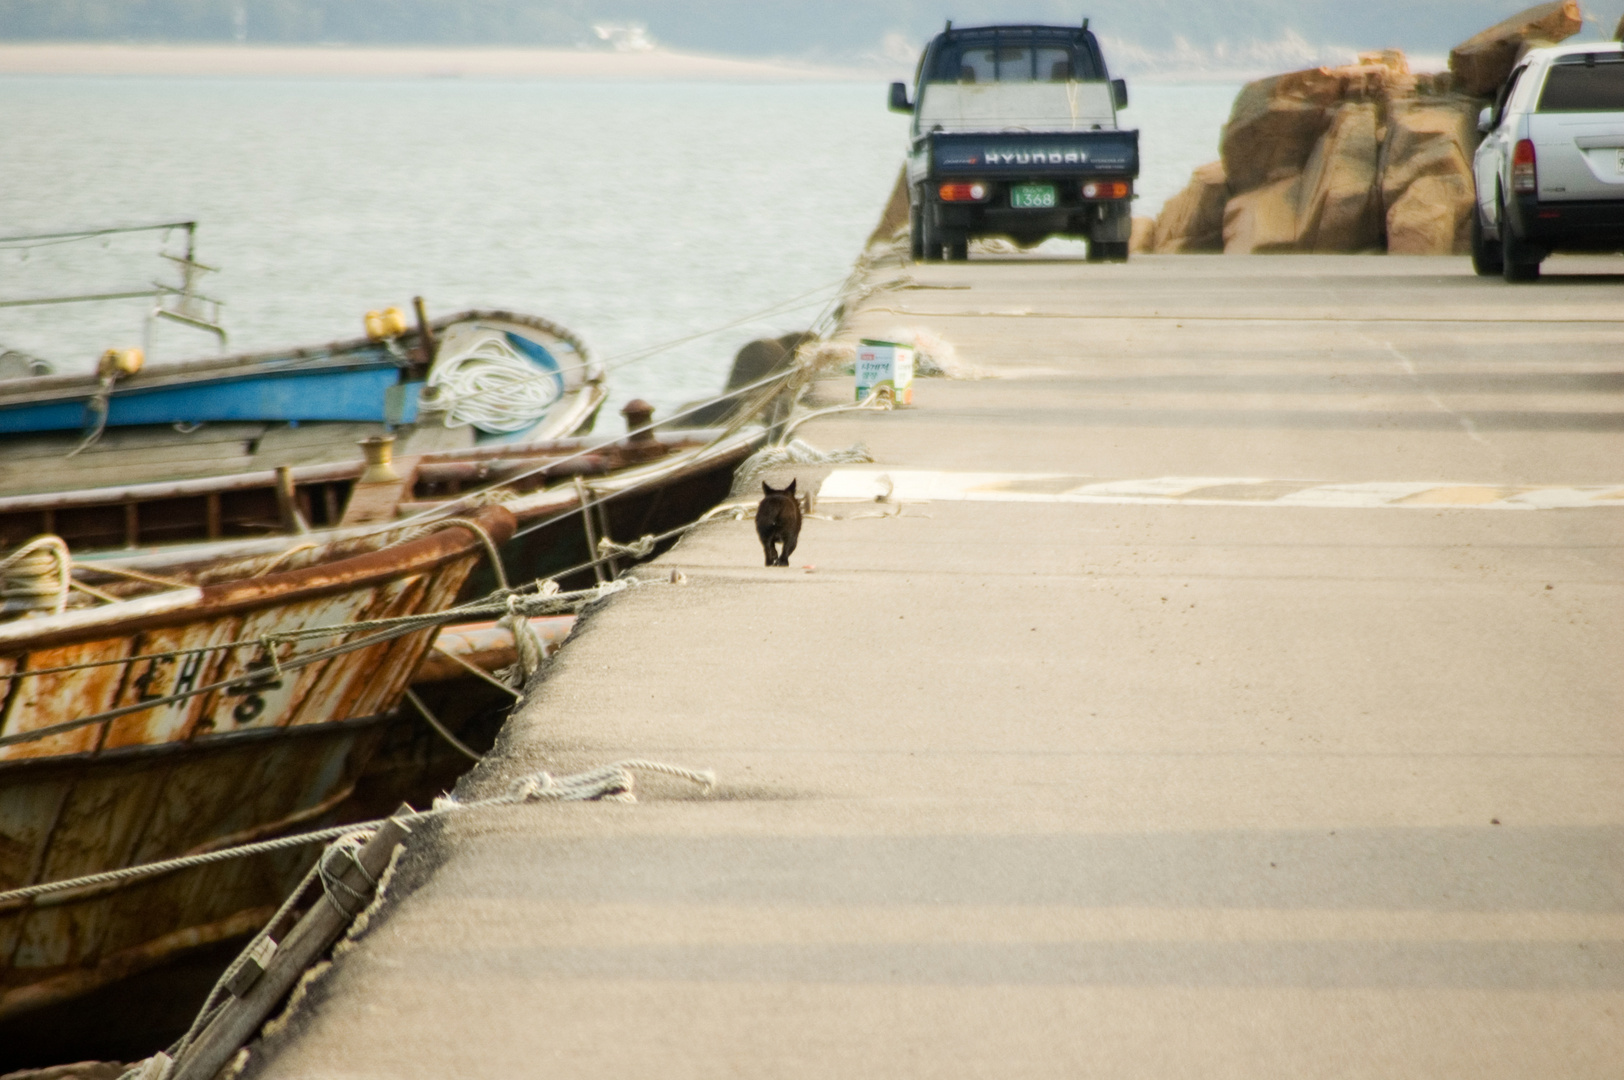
[1538,57,1624,112]
[925,34,1102,83]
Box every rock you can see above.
[1129,216,1156,254]
[1379,102,1480,255]
[1297,102,1383,252]
[1449,0,1582,97]
[1221,76,1334,194]
[1387,174,1474,254]
[1152,161,1228,252]
[1223,174,1303,254]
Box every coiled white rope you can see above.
[425,331,562,434]
[0,534,70,616]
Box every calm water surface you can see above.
[0,78,1236,421]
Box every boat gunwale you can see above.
[0,503,516,653]
[0,308,604,406]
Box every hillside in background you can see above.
[2,0,1620,74]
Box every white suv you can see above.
[1472,41,1624,281]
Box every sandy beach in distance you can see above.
[0,43,876,80]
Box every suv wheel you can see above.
[1499,197,1541,282]
[1470,206,1502,276]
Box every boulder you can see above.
[1221,76,1335,194]
[1449,0,1582,97]
[1152,161,1228,252]
[1387,173,1474,255]
[1297,102,1383,252]
[1129,216,1156,254]
[1223,174,1303,254]
[1379,102,1479,255]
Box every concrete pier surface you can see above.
[249,255,1622,1078]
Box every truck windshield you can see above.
[1538,57,1624,111]
[926,36,1100,83]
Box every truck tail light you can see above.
[1081,180,1131,200]
[1511,139,1537,194]
[939,182,989,202]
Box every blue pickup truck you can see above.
[889,21,1140,262]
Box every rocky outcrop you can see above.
[1129,216,1156,254]
[1297,101,1382,252]
[1149,2,1583,256]
[1152,161,1228,253]
[1449,0,1582,97]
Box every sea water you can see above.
[0,77,1236,422]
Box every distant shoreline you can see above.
[0,43,878,81]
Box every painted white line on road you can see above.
[818,469,1624,510]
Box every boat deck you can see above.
[242,254,1624,1079]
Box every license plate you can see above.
[1010,184,1057,209]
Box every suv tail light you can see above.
[939,182,989,202]
[1081,180,1131,200]
[1511,139,1537,194]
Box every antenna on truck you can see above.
[1082,17,1090,30]
[944,19,952,30]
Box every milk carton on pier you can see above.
[855,339,914,406]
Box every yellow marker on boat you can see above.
[98,347,144,377]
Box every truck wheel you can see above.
[946,232,969,261]
[919,206,943,262]
[1088,241,1129,262]
[1499,198,1541,282]
[909,204,924,261]
[1469,206,1502,276]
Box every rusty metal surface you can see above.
[0,507,515,1017]
[411,616,575,684]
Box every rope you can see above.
[401,516,509,592]
[596,534,656,560]
[0,580,631,749]
[403,688,483,760]
[424,331,562,434]
[0,535,70,616]
[2,759,713,909]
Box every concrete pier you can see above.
[248,254,1622,1078]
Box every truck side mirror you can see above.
[1111,78,1128,109]
[889,81,913,113]
[1477,105,1493,133]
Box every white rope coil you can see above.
[0,534,70,616]
[425,331,563,434]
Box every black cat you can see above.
[756,480,802,567]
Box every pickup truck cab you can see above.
[889,21,1139,262]
[1472,41,1624,281]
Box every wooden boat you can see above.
[0,410,765,1054]
[0,309,607,501]
[0,504,515,1033]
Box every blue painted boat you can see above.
[0,309,604,444]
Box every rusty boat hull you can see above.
[0,506,516,1032]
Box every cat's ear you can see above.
[762,481,773,496]
[786,479,797,496]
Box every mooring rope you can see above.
[0,758,714,909]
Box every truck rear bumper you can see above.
[939,202,1131,240]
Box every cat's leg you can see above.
[777,532,797,566]
[763,537,778,566]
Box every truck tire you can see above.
[1499,197,1541,282]
[909,204,924,261]
[918,203,943,262]
[1088,240,1129,262]
[1469,206,1502,276]
[946,231,969,261]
